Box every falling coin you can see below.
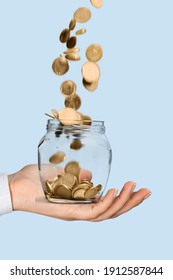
[60,80,76,96]
[59,108,83,125]
[86,44,103,62]
[82,61,100,83]
[51,109,59,119]
[52,56,69,75]
[66,36,77,49]
[90,0,103,9]
[82,115,92,125]
[82,78,98,92]
[65,161,81,178]
[75,28,87,35]
[70,139,83,150]
[65,53,81,61]
[74,7,91,23]
[69,18,76,30]
[63,48,80,54]
[59,28,70,43]
[49,151,66,164]
[64,94,81,110]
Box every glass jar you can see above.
[38,119,112,203]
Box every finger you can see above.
[91,181,136,222]
[111,188,152,218]
[79,169,92,181]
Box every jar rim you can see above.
[47,119,104,127]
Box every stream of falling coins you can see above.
[45,0,104,202]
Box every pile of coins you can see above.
[45,161,102,201]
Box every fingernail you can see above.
[144,192,152,200]
[113,189,118,198]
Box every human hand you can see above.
[8,165,151,222]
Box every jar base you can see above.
[46,194,99,204]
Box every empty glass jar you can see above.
[38,119,112,203]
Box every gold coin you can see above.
[82,115,92,125]
[80,180,93,187]
[61,173,77,189]
[73,189,86,199]
[90,0,103,9]
[86,44,103,62]
[45,180,53,194]
[82,78,98,92]
[49,151,66,164]
[60,80,76,96]
[59,108,83,125]
[65,53,81,61]
[75,28,87,35]
[64,94,81,110]
[65,161,80,178]
[70,139,83,150]
[69,18,76,30]
[74,7,91,23]
[63,48,80,54]
[59,28,70,43]
[85,187,98,199]
[66,36,77,49]
[95,184,102,192]
[52,56,69,75]
[51,109,59,119]
[82,61,100,83]
[56,185,72,199]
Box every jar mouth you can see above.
[47,119,104,127]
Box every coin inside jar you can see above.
[49,151,66,164]
[65,161,81,178]
[74,7,91,23]
[59,28,70,43]
[82,61,100,83]
[86,44,103,62]
[52,56,69,75]
[90,0,103,9]
[59,108,83,125]
[64,94,81,110]
[70,139,83,150]
[60,80,76,96]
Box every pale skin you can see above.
[8,165,152,222]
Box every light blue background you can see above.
[0,0,173,260]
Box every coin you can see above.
[75,28,87,35]
[82,115,92,125]
[82,78,98,92]
[65,161,80,178]
[56,185,72,199]
[63,48,80,54]
[95,184,102,192]
[59,28,70,43]
[61,173,77,189]
[51,109,59,119]
[52,56,69,75]
[66,36,77,49]
[64,94,81,110]
[45,180,53,194]
[82,61,100,83]
[70,139,83,150]
[73,188,86,199]
[74,7,91,23]
[65,53,81,61]
[86,44,103,62]
[90,0,103,9]
[49,151,66,164]
[60,80,76,96]
[59,108,83,125]
[69,18,76,30]
[85,187,98,199]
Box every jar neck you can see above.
[46,119,105,134]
